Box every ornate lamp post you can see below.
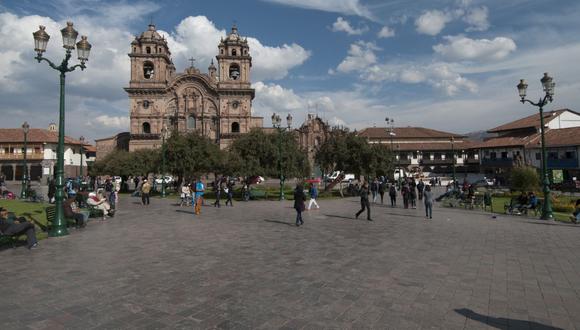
[20,121,30,199]
[450,136,457,189]
[79,135,85,178]
[161,124,168,198]
[517,73,555,220]
[396,144,401,187]
[385,117,395,181]
[33,22,92,237]
[272,112,292,200]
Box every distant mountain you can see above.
[464,130,492,142]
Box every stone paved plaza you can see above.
[1,195,580,329]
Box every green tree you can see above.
[91,149,160,177]
[164,131,223,182]
[510,166,540,192]
[228,128,310,179]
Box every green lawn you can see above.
[489,196,572,222]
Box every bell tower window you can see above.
[231,122,240,133]
[232,49,237,56]
[146,46,151,54]
[142,122,151,134]
[229,64,240,80]
[143,61,154,79]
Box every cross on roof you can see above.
[188,57,196,68]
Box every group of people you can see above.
[176,178,206,215]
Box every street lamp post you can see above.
[20,122,30,199]
[517,73,556,220]
[385,117,396,182]
[79,135,85,179]
[396,144,401,187]
[272,112,292,200]
[161,124,168,198]
[450,136,457,189]
[33,22,92,237]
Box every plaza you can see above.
[1,196,579,329]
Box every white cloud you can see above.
[415,10,453,36]
[252,82,305,115]
[93,115,130,129]
[331,17,367,35]
[463,6,490,31]
[433,35,516,61]
[261,0,374,21]
[336,41,379,73]
[377,26,395,38]
[163,16,310,81]
[400,69,426,84]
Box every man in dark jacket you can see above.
[293,184,306,226]
[355,183,372,221]
[0,207,38,249]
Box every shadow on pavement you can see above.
[175,209,195,215]
[455,308,563,330]
[524,221,580,228]
[263,219,295,226]
[324,214,354,220]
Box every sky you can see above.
[1,0,579,143]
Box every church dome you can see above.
[139,24,164,41]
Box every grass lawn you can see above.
[487,196,572,222]
[0,199,50,244]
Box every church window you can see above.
[133,47,136,53]
[231,122,240,133]
[220,49,224,55]
[143,61,154,79]
[146,46,151,54]
[142,122,151,134]
[244,49,247,55]
[188,115,196,130]
[232,49,237,56]
[143,100,150,109]
[229,64,240,80]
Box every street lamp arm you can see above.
[520,95,550,108]
[66,63,86,72]
[34,55,60,71]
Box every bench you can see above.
[250,190,268,200]
[0,231,16,248]
[45,206,76,231]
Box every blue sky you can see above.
[1,0,580,142]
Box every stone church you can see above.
[126,24,263,151]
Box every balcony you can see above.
[481,158,514,167]
[420,159,453,165]
[464,157,479,164]
[0,153,44,160]
[547,158,578,169]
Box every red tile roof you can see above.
[0,128,84,145]
[358,127,465,139]
[525,126,580,148]
[487,109,575,133]
[387,141,474,151]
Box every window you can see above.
[143,100,150,109]
[490,152,497,159]
[188,115,196,130]
[231,122,240,133]
[142,122,151,134]
[535,152,541,160]
[229,64,240,80]
[565,151,576,159]
[244,49,247,55]
[133,47,136,53]
[434,152,442,160]
[232,49,237,56]
[143,61,154,79]
[220,49,224,55]
[34,147,41,154]
[548,152,558,160]
[501,152,508,159]
[146,46,151,54]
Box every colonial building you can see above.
[476,108,580,182]
[357,127,477,174]
[0,124,94,182]
[297,114,330,166]
[125,24,262,151]
[95,132,130,161]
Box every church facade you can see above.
[126,24,263,151]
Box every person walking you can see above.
[293,184,306,227]
[225,179,234,207]
[194,178,205,215]
[213,178,222,208]
[180,182,191,207]
[424,185,434,219]
[378,180,385,204]
[389,184,397,207]
[355,182,372,221]
[410,181,417,209]
[307,183,320,210]
[401,182,410,209]
[141,179,151,206]
[371,178,379,204]
[417,179,425,201]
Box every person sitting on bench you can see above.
[86,192,113,218]
[64,197,87,228]
[0,207,38,249]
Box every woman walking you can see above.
[294,184,306,226]
[389,184,397,207]
[424,185,434,219]
[355,182,372,221]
